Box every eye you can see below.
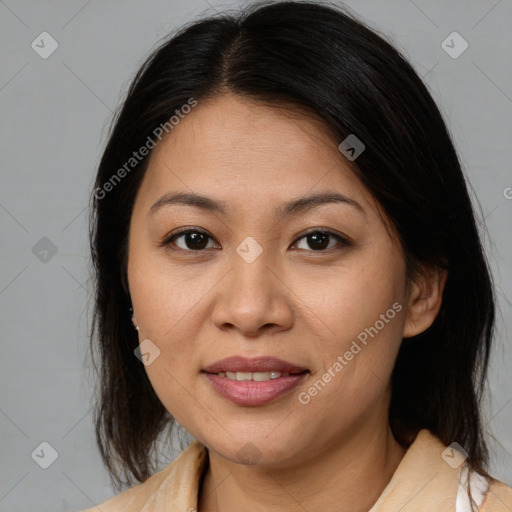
[163,227,218,251]
[292,229,351,252]
[161,227,352,253]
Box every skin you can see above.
[127,94,447,511]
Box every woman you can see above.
[83,1,512,511]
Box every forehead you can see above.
[138,95,376,216]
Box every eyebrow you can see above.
[149,190,365,219]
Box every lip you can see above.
[202,356,309,406]
[202,356,308,374]
[203,372,309,406]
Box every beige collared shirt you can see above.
[81,429,512,511]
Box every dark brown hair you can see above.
[88,0,495,495]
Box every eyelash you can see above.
[160,226,352,254]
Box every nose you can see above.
[211,247,294,337]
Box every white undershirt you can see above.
[456,465,489,511]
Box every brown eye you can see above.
[162,227,351,253]
[164,229,218,251]
[294,230,351,251]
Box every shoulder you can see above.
[78,440,207,512]
[79,465,173,512]
[480,477,512,511]
[456,466,512,512]
[375,429,511,512]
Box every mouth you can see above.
[210,370,306,381]
[202,356,310,406]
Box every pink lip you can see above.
[203,372,309,406]
[202,356,308,374]
[202,356,309,406]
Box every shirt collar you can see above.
[368,429,462,511]
[144,429,462,511]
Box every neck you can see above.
[198,423,407,512]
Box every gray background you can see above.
[0,0,511,511]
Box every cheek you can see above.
[128,245,204,342]
[129,259,204,424]
[296,255,405,351]
[295,250,406,409]
[297,313,404,441]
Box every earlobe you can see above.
[403,267,448,338]
[129,306,140,331]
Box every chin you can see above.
[199,430,306,468]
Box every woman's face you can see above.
[127,94,412,467]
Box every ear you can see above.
[403,265,448,338]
